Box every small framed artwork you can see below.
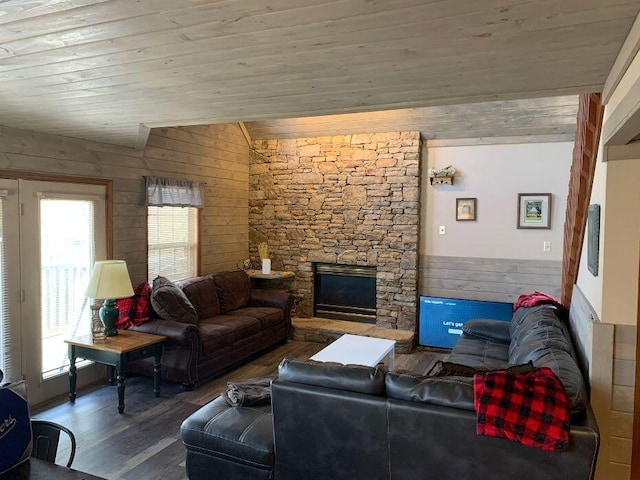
[456,198,477,221]
[587,204,600,276]
[517,193,551,229]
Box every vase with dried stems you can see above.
[258,242,271,274]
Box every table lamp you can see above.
[85,260,134,337]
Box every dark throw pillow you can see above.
[150,276,198,324]
[116,282,152,328]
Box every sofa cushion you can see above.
[198,320,236,353]
[229,307,283,329]
[510,305,573,358]
[150,276,198,324]
[386,371,475,411]
[448,334,510,367]
[214,271,251,314]
[180,395,274,469]
[462,319,511,344]
[178,275,221,318]
[278,357,386,396]
[508,305,587,413]
[198,316,262,355]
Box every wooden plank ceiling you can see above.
[0,0,638,147]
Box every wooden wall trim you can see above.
[425,133,574,148]
[631,260,640,479]
[419,255,562,304]
[238,122,252,147]
[561,93,604,307]
[0,169,112,186]
[0,170,113,258]
[603,13,640,105]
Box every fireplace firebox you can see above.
[313,263,376,323]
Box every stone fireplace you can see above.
[249,132,421,332]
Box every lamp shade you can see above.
[85,260,134,300]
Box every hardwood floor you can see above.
[32,340,446,480]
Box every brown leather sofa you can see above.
[128,270,293,389]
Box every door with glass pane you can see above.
[0,179,107,405]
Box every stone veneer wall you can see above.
[249,132,421,331]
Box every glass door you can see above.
[19,180,107,405]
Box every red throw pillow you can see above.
[116,282,152,328]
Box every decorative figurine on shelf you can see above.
[258,242,271,274]
[428,165,457,185]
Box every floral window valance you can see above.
[145,176,204,208]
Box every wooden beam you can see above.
[602,71,640,146]
[135,124,150,151]
[605,141,640,161]
[425,134,574,147]
[238,122,252,148]
[603,12,640,105]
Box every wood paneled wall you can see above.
[610,325,636,478]
[142,124,249,280]
[568,285,596,382]
[418,255,561,303]
[0,123,249,285]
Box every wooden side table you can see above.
[65,330,166,414]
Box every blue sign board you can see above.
[418,296,513,348]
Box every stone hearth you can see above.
[250,132,421,333]
[291,317,415,354]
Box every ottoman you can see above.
[180,396,275,480]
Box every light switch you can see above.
[543,241,552,252]
[439,225,446,235]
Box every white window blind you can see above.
[148,206,198,282]
[0,189,15,381]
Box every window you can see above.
[147,206,198,281]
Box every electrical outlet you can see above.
[439,225,446,235]
[543,241,552,252]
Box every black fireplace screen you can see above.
[313,263,376,323]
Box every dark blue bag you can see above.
[0,377,33,474]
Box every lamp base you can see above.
[99,299,119,337]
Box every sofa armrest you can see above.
[249,289,294,323]
[130,318,200,346]
[462,319,511,344]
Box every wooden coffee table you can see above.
[310,334,396,370]
[65,329,166,414]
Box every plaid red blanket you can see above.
[116,282,152,328]
[473,367,571,452]
[513,291,564,312]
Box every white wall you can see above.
[422,142,572,260]
[576,142,607,320]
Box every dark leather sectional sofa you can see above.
[129,270,293,389]
[180,303,599,480]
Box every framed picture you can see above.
[456,198,477,221]
[517,193,551,229]
[587,204,600,276]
